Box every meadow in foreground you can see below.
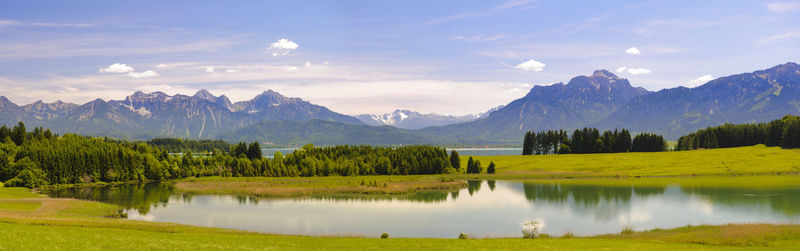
[2,187,800,250]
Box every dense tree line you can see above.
[631,133,667,152]
[521,128,660,155]
[1,122,497,188]
[144,138,231,153]
[676,115,800,150]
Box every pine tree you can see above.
[449,150,460,170]
[487,162,496,174]
[246,142,262,160]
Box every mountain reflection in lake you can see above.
[45,180,800,238]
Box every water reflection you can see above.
[45,179,800,238]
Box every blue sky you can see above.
[1,0,799,115]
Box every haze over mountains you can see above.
[355,106,503,129]
[1,62,799,145]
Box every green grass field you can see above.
[4,145,800,249]
[2,185,800,250]
[466,145,800,178]
[175,175,466,197]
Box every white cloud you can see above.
[323,61,330,65]
[616,66,651,75]
[767,1,799,13]
[284,66,299,72]
[496,0,536,9]
[625,47,641,55]
[453,34,506,42]
[303,61,312,68]
[99,63,134,73]
[156,64,169,68]
[205,66,214,73]
[514,59,546,72]
[687,75,714,87]
[756,30,800,44]
[269,38,299,57]
[127,70,159,79]
[626,67,652,75]
[225,69,241,73]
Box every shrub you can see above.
[380,233,389,239]
[620,226,634,235]
[522,221,543,239]
[6,166,49,188]
[458,233,468,239]
[561,231,575,239]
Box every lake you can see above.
[262,148,522,157]
[45,180,800,238]
[447,148,522,156]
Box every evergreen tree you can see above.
[487,162,496,174]
[449,150,461,170]
[11,122,26,146]
[466,157,475,174]
[246,142,262,160]
[522,132,534,155]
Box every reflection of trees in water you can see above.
[451,190,460,200]
[521,183,667,206]
[284,190,452,203]
[467,180,482,196]
[681,187,800,216]
[45,183,175,214]
[235,195,258,205]
[520,183,667,221]
[487,180,496,191]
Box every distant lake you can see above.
[45,179,800,238]
[449,148,521,156]
[262,148,297,158]
[263,148,521,157]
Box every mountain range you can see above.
[0,89,361,139]
[354,106,503,129]
[1,62,799,145]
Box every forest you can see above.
[521,128,665,155]
[676,115,800,150]
[144,138,232,153]
[0,122,472,188]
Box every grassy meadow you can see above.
[465,145,800,178]
[4,145,800,249]
[175,175,466,197]
[2,186,800,250]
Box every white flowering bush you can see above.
[522,221,543,239]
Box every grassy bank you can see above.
[467,145,800,178]
[175,175,467,197]
[2,187,800,250]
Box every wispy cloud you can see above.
[0,34,239,58]
[616,66,652,75]
[453,34,507,42]
[127,70,159,79]
[766,1,799,13]
[496,0,536,9]
[756,30,800,44]
[0,19,95,28]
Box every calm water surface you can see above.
[46,180,800,238]
[265,148,520,157]
[447,148,522,156]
